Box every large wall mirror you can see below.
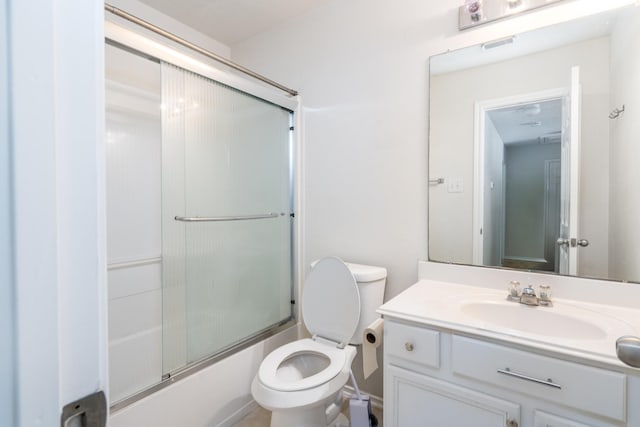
[428,3,640,283]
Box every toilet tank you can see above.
[344,262,387,345]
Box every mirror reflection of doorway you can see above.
[479,97,562,272]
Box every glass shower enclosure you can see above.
[105,43,294,405]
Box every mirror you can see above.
[428,4,640,283]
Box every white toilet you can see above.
[251,256,387,427]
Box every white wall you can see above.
[234,0,450,301]
[609,7,640,281]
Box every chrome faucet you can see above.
[507,282,552,306]
[519,285,539,306]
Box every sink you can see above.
[460,301,608,340]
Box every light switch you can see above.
[447,178,463,193]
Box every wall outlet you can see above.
[448,178,464,193]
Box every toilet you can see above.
[251,256,387,427]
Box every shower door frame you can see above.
[106,21,302,412]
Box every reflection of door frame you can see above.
[559,66,582,275]
[473,88,568,265]
[544,159,561,272]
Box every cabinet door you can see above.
[386,365,520,427]
[534,411,594,427]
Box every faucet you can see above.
[519,285,539,306]
[507,282,552,306]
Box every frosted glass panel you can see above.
[161,63,292,371]
[105,43,163,403]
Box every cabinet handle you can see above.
[405,342,414,352]
[497,368,561,389]
[506,420,518,427]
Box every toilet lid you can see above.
[302,257,361,345]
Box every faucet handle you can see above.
[539,284,552,306]
[507,280,521,300]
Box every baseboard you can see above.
[215,400,259,427]
[342,385,383,410]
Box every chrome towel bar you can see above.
[174,213,282,222]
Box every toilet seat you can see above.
[257,338,347,392]
[258,257,361,393]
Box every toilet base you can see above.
[270,407,349,427]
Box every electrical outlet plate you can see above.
[459,0,565,30]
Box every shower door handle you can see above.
[174,212,282,222]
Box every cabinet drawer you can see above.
[452,336,626,422]
[384,320,439,369]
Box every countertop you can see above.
[378,279,640,372]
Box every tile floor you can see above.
[233,398,383,427]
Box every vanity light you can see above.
[459,0,563,30]
[506,0,524,12]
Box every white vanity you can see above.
[378,264,640,427]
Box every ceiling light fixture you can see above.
[520,121,542,127]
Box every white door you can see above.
[8,1,108,425]
[559,66,582,275]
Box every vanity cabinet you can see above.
[383,319,630,427]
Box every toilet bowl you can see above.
[251,256,387,427]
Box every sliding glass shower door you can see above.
[161,63,293,374]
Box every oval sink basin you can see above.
[460,301,608,340]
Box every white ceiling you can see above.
[488,99,561,145]
[138,0,327,46]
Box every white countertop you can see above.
[378,279,640,372]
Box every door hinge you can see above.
[61,391,107,427]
